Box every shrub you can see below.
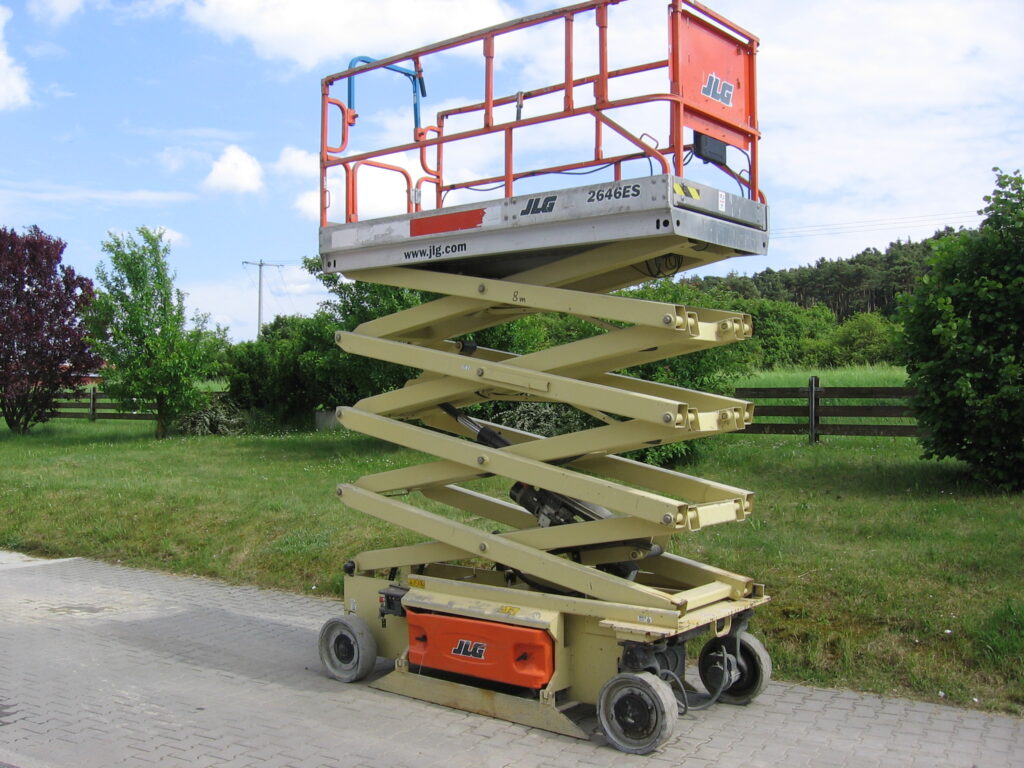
[831,312,901,366]
[489,401,600,437]
[898,169,1024,490]
[737,298,837,369]
[801,312,902,368]
[227,313,356,424]
[177,394,246,436]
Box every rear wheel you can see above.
[318,615,378,682]
[597,672,677,754]
[697,631,771,705]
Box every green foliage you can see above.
[176,394,246,436]
[736,298,836,369]
[831,313,901,366]
[227,312,360,424]
[801,312,902,368]
[489,401,600,437]
[899,169,1024,490]
[621,279,759,386]
[304,257,427,401]
[88,227,227,438]
[689,233,939,321]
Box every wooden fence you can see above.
[53,388,155,421]
[735,376,921,443]
[51,381,918,438]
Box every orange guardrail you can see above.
[320,0,760,225]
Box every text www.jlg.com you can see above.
[403,242,468,260]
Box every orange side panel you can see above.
[406,610,554,689]
[680,15,756,150]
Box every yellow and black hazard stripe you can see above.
[672,182,701,200]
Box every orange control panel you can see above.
[406,610,554,689]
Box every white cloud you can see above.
[0,7,31,109]
[124,121,248,148]
[293,188,320,221]
[27,0,84,25]
[158,145,208,173]
[273,146,318,178]
[44,81,73,98]
[0,179,194,205]
[202,144,264,193]
[23,40,66,58]
[156,226,188,246]
[182,0,513,71]
[111,0,183,20]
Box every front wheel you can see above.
[597,672,677,754]
[697,631,771,705]
[318,614,378,682]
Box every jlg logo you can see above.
[520,195,556,216]
[451,639,486,659]
[700,73,734,107]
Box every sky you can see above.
[2,0,1022,341]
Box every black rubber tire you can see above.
[318,615,378,683]
[597,672,677,754]
[697,631,771,705]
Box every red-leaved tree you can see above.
[0,226,101,434]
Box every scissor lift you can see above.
[317,0,770,753]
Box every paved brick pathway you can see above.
[1,551,1021,767]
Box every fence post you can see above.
[90,386,97,421]
[808,375,820,444]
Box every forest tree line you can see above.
[683,229,952,322]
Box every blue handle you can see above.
[347,56,427,130]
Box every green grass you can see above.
[0,419,418,594]
[707,366,1023,711]
[736,364,909,388]
[689,431,1022,713]
[1,370,1021,715]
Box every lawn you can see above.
[1,366,1021,714]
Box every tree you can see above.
[0,226,101,434]
[88,227,226,438]
[899,169,1024,490]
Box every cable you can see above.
[658,644,731,716]
[773,211,979,240]
[774,210,977,233]
[773,220,978,240]
[273,265,301,315]
[461,182,506,192]
[631,252,684,279]
[555,162,615,176]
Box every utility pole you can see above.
[242,260,286,337]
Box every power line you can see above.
[773,210,977,233]
[241,260,286,335]
[773,210,980,239]
[273,264,301,316]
